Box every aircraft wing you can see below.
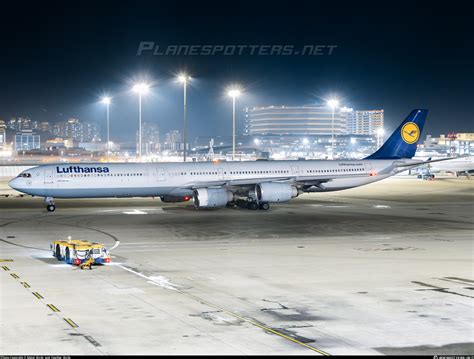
[181,173,369,191]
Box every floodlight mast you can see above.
[327,98,340,159]
[132,83,150,160]
[227,88,241,160]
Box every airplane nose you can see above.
[8,177,21,190]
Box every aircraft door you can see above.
[291,165,299,176]
[157,168,166,181]
[44,169,53,184]
[218,168,224,180]
[364,161,373,173]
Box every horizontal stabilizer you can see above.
[393,157,456,168]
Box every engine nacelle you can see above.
[253,182,298,203]
[160,195,192,203]
[193,188,233,208]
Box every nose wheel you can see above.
[45,197,56,212]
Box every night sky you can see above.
[1,1,473,141]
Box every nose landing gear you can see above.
[45,197,56,212]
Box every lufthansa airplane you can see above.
[9,109,448,212]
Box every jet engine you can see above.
[252,182,298,203]
[193,188,233,209]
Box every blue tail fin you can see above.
[366,109,427,159]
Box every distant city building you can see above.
[14,129,40,152]
[347,110,384,135]
[7,118,18,131]
[82,121,101,142]
[8,117,33,131]
[0,120,6,152]
[39,121,51,132]
[163,129,183,152]
[53,118,81,140]
[31,120,38,130]
[137,122,160,155]
[244,106,347,136]
[52,118,100,142]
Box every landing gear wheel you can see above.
[46,204,56,212]
[248,202,259,210]
[259,202,270,211]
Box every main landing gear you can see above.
[45,197,56,212]
[259,202,270,211]
[247,200,270,211]
[232,199,270,211]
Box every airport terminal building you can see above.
[244,105,347,136]
[347,109,384,135]
[243,105,380,159]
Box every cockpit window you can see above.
[18,173,32,178]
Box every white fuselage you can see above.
[9,159,404,199]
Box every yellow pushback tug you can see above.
[51,239,111,269]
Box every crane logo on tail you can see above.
[401,122,420,144]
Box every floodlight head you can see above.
[132,83,150,95]
[327,99,340,108]
[178,74,190,83]
[227,89,241,98]
[101,96,111,105]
